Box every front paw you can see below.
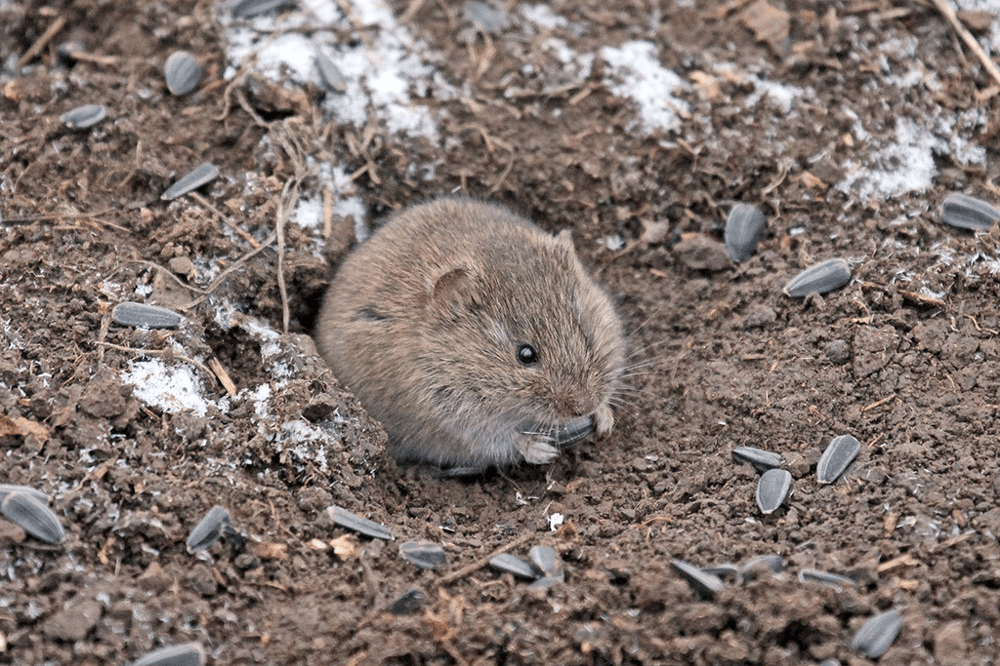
[594,404,614,436]
[514,434,560,465]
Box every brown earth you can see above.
[2,0,1000,664]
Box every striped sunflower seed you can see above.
[162,162,219,201]
[756,468,791,515]
[817,434,860,484]
[783,258,851,297]
[130,642,206,666]
[0,492,64,545]
[111,302,183,329]
[489,552,539,579]
[326,505,393,540]
[732,446,782,472]
[164,51,202,96]
[399,541,447,570]
[671,559,724,599]
[941,193,1000,231]
[186,505,232,553]
[60,104,106,130]
[851,609,902,659]
[724,203,766,263]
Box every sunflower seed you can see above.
[851,609,902,659]
[0,484,50,504]
[399,541,447,570]
[528,545,564,579]
[489,552,539,579]
[60,104,107,130]
[817,434,860,484]
[326,505,393,540]
[783,258,851,298]
[941,193,1000,231]
[389,589,425,615]
[186,505,232,553]
[162,162,219,201]
[0,492,64,545]
[724,203,766,263]
[731,446,782,472]
[671,559,724,599]
[315,49,346,93]
[700,563,739,580]
[464,2,508,33]
[527,575,564,591]
[552,415,594,446]
[164,51,203,96]
[111,302,183,329]
[232,0,293,18]
[130,642,206,666]
[756,468,791,515]
[740,554,783,582]
[798,568,857,590]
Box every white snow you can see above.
[600,41,690,134]
[122,360,211,417]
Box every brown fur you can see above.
[315,197,625,473]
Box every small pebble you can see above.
[326,505,393,540]
[60,103,106,130]
[783,258,851,297]
[851,609,902,659]
[817,434,860,484]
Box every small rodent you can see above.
[315,197,625,474]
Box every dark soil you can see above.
[2,0,1000,664]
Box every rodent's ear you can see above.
[431,266,475,310]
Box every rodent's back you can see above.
[316,197,625,471]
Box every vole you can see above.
[315,197,625,474]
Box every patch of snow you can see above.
[122,359,211,417]
[600,41,690,134]
[521,4,568,30]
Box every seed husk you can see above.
[0,492,64,545]
[186,505,232,553]
[783,258,851,297]
[232,0,293,18]
[528,545,564,579]
[700,563,739,580]
[724,203,766,263]
[399,541,447,570]
[798,568,857,590]
[464,1,508,33]
[671,559,724,599]
[111,302,183,329]
[817,434,860,484]
[164,51,203,96]
[489,553,539,579]
[326,505,393,540]
[130,642,206,666]
[740,554,783,582]
[941,193,1000,231]
[851,609,902,659]
[527,575,564,591]
[0,484,50,505]
[162,162,219,201]
[389,589,425,615]
[732,446,782,472]
[315,49,346,93]
[756,468,791,515]
[60,103,107,130]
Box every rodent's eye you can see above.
[516,343,539,366]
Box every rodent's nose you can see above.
[550,384,596,419]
